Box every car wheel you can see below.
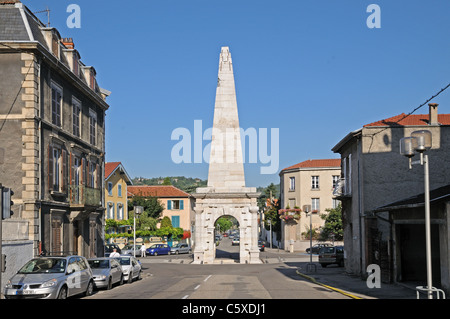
[137,271,142,280]
[175,250,179,255]
[84,280,94,296]
[119,274,124,285]
[154,252,158,256]
[107,277,112,290]
[128,273,133,284]
[320,263,327,268]
[58,286,68,299]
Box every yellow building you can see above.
[105,162,133,221]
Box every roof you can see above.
[127,186,192,198]
[105,162,132,185]
[364,113,450,127]
[280,159,341,172]
[372,184,450,213]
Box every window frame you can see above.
[51,82,63,127]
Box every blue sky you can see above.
[22,0,450,187]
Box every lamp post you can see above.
[400,129,433,299]
[133,206,143,258]
[303,204,315,272]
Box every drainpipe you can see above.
[357,136,364,277]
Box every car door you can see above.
[77,257,91,293]
[111,259,121,283]
[66,257,82,296]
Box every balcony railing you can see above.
[69,185,101,206]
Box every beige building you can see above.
[127,185,195,233]
[279,159,341,250]
[332,104,450,294]
[105,162,132,222]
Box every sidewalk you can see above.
[261,247,418,299]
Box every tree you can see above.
[215,216,234,233]
[319,204,343,241]
[162,177,172,185]
[128,195,165,219]
[160,216,172,228]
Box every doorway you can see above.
[397,223,441,285]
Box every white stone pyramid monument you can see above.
[193,47,261,264]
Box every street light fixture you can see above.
[399,130,434,299]
[133,206,143,257]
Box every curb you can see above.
[295,269,364,299]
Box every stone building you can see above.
[0,1,110,258]
[279,159,341,251]
[332,104,450,290]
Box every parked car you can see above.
[88,257,124,290]
[171,243,191,255]
[146,244,171,256]
[104,244,121,257]
[113,256,141,283]
[232,237,240,246]
[318,245,345,267]
[4,255,94,299]
[306,243,333,254]
[258,240,265,251]
[121,244,145,257]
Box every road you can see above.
[86,237,350,300]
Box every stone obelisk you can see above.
[193,47,261,264]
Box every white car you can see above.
[113,256,141,283]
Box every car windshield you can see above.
[18,258,67,274]
[114,257,131,266]
[122,245,134,250]
[172,244,181,248]
[88,259,109,269]
[150,244,158,249]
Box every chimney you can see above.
[62,38,74,50]
[428,103,439,125]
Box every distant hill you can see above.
[131,176,207,194]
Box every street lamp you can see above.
[133,206,143,257]
[399,130,434,299]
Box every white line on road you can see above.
[204,275,212,282]
[194,285,201,290]
[182,295,189,299]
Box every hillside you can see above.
[132,176,207,194]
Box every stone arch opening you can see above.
[214,215,240,262]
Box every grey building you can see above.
[332,104,450,294]
[0,1,110,258]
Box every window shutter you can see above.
[180,200,184,210]
[167,200,172,210]
[48,145,54,191]
[62,149,67,193]
[81,158,86,186]
[96,163,100,189]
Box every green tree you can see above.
[160,216,172,228]
[162,177,172,185]
[128,195,165,220]
[319,204,343,241]
[215,216,234,233]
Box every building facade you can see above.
[105,162,132,222]
[127,185,195,233]
[279,159,341,251]
[0,1,109,258]
[332,104,450,287]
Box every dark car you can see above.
[258,240,265,251]
[146,244,171,256]
[306,243,333,254]
[319,246,344,267]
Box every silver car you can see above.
[121,244,144,257]
[88,258,124,290]
[113,256,142,283]
[4,256,94,299]
[170,243,191,254]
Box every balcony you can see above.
[69,185,101,206]
[333,178,352,198]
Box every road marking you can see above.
[194,284,201,290]
[182,295,189,299]
[204,275,212,282]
